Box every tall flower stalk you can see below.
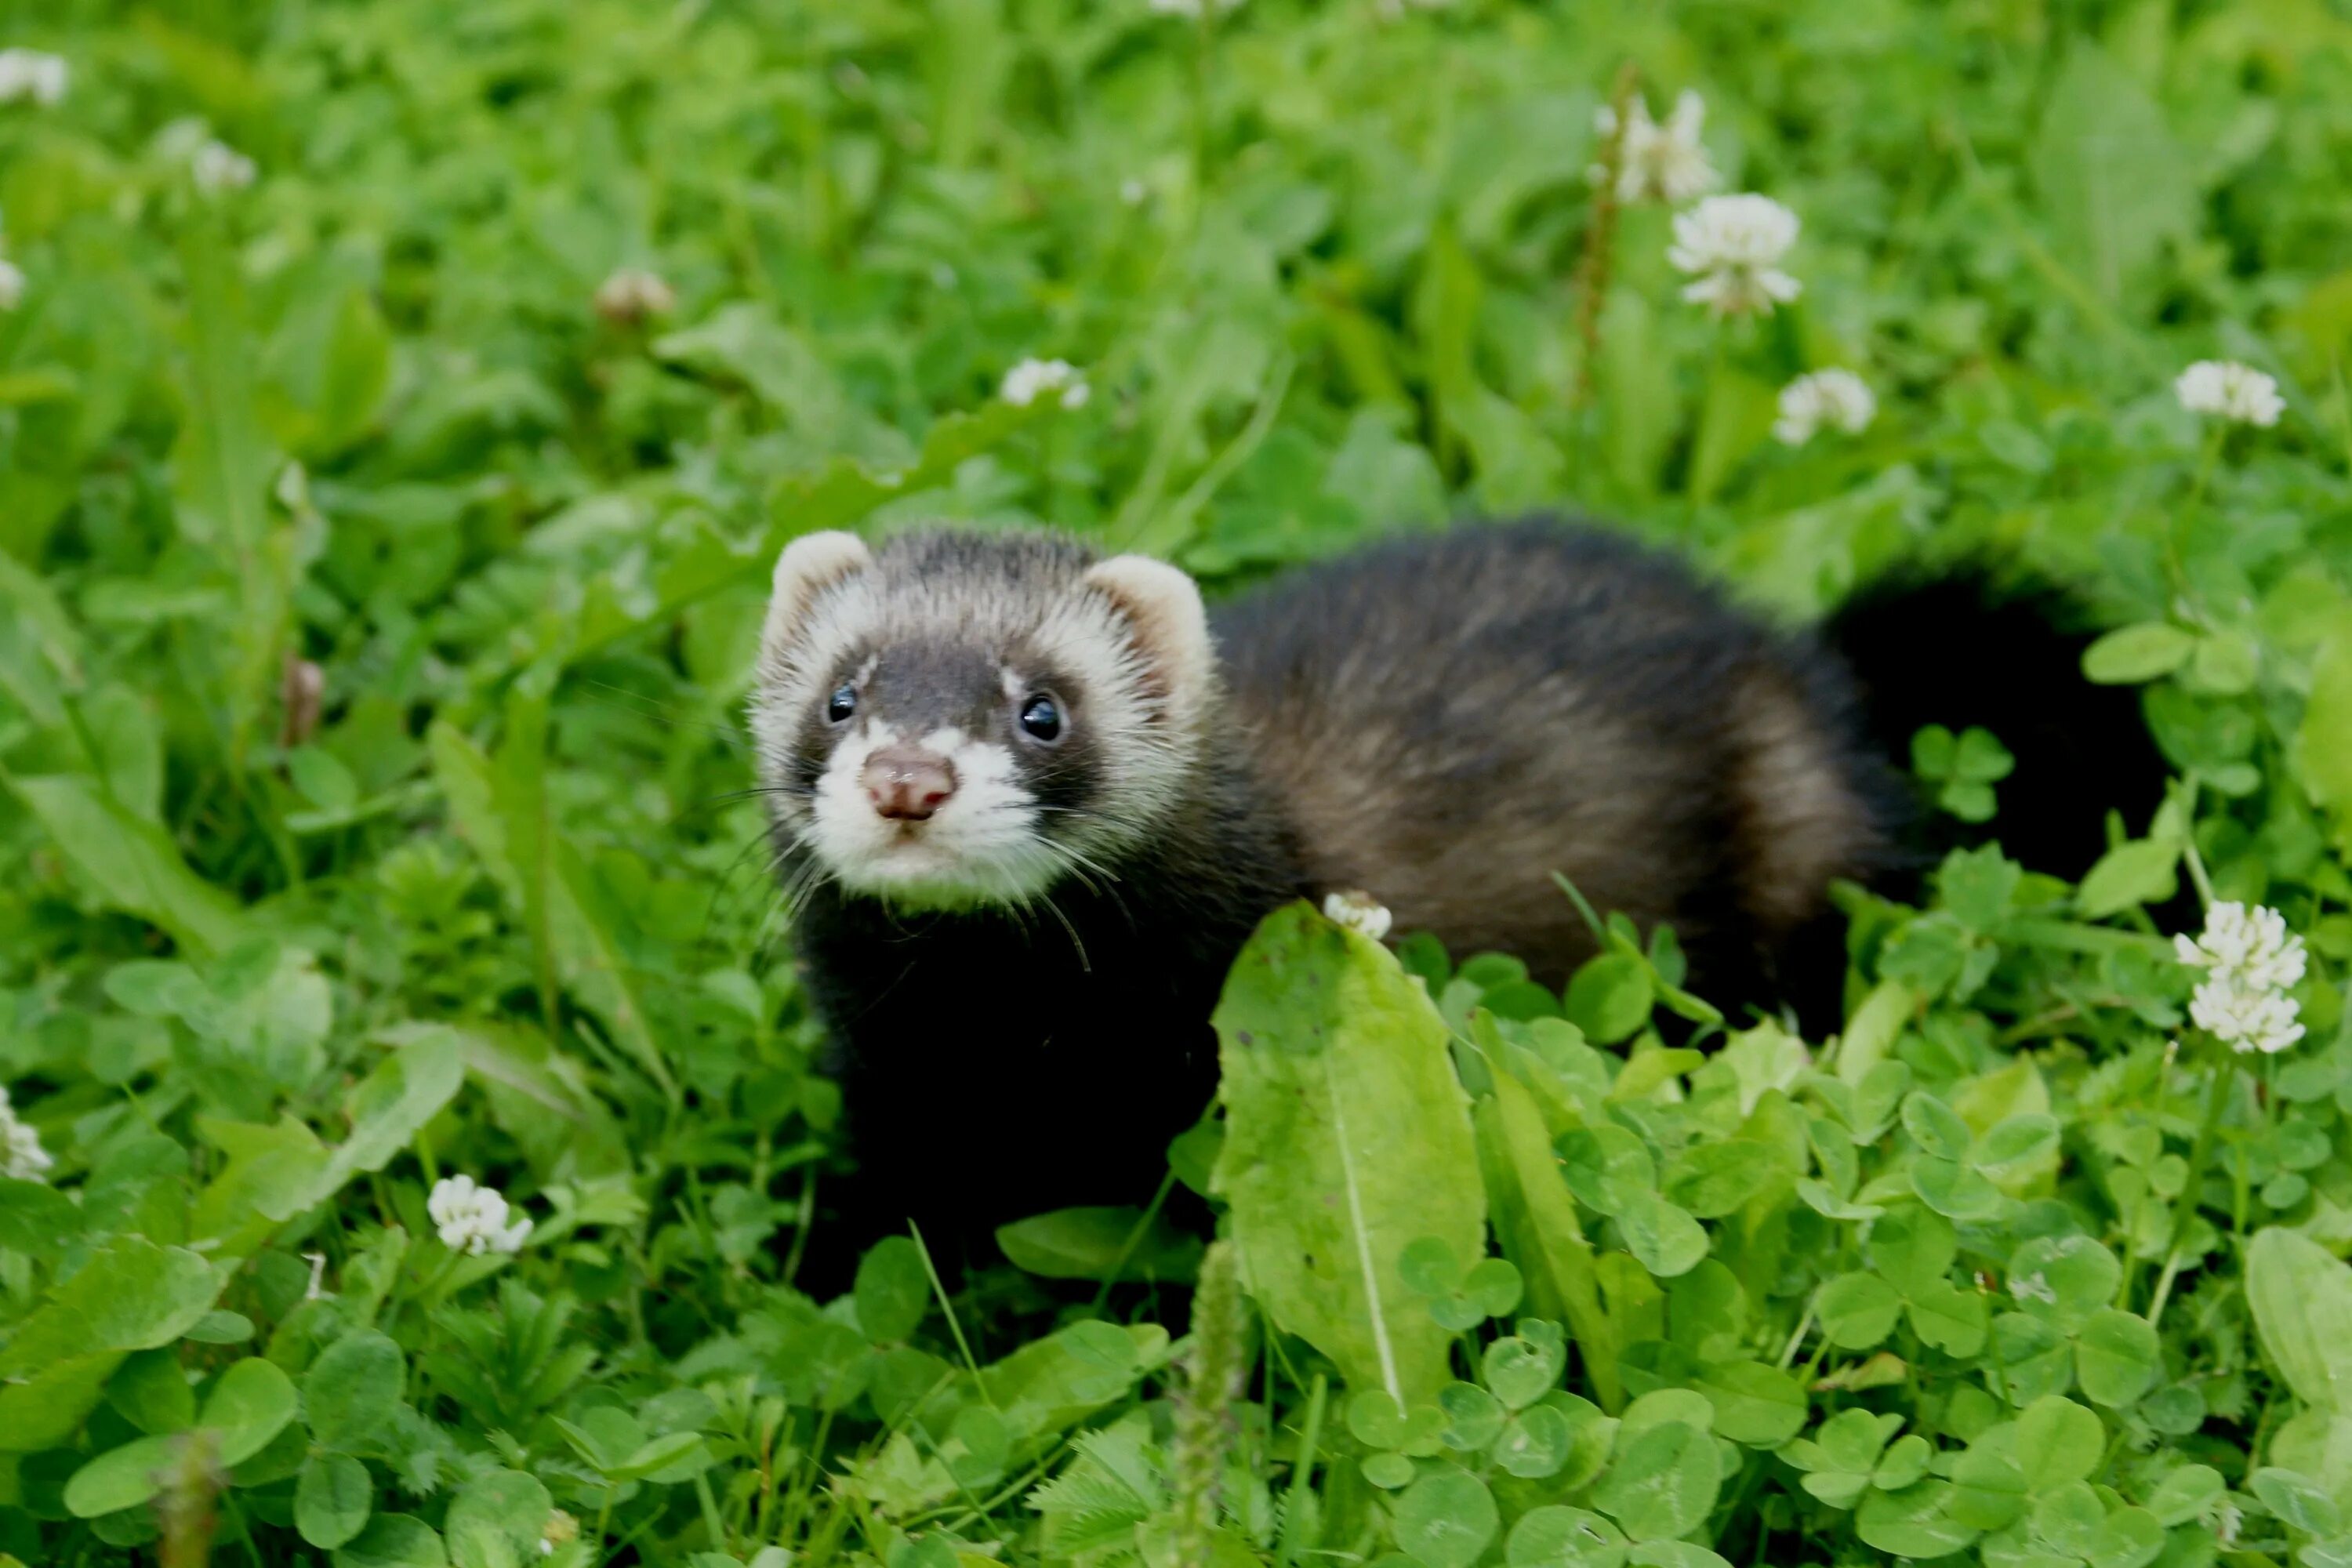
[1171,1240,1250,1568]
[1570,62,1642,409]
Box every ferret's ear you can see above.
[1084,554,1213,717]
[764,531,874,655]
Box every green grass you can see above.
[5,0,2352,1563]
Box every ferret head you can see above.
[750,528,1215,907]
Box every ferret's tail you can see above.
[1822,560,2171,885]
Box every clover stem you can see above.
[2146,1046,2237,1328]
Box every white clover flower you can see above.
[1323,889,1394,942]
[593,267,676,325]
[190,140,257,196]
[2175,902,2307,995]
[1000,357,1090,410]
[2189,978,2303,1056]
[1595,91,1718,205]
[1667,194,1801,318]
[2214,1501,2242,1548]
[0,49,69,107]
[1773,369,1876,446]
[0,1086,53,1182]
[2174,360,2283,427]
[427,1174,533,1257]
[2176,902,2308,1055]
[0,258,24,313]
[2007,1271,2056,1305]
[303,1250,329,1301]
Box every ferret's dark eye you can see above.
[1018,694,1063,743]
[826,684,857,724]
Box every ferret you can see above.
[750,519,2160,1278]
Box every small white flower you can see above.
[1667,194,1801,318]
[1601,91,1719,205]
[2189,976,2303,1055]
[427,1174,533,1257]
[0,258,24,312]
[0,49,69,107]
[2174,902,2306,995]
[2008,1271,2056,1305]
[2213,1501,2242,1548]
[303,1250,328,1301]
[1000,356,1090,410]
[1323,890,1394,942]
[1773,369,1876,446]
[592,267,676,325]
[2173,360,2283,427]
[0,1086,53,1182]
[2176,902,2308,1055]
[190,140,257,195]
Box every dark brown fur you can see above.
[1213,522,1900,998]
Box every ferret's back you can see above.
[1210,521,1897,993]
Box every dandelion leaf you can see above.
[1212,902,1485,1405]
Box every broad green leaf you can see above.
[1391,1467,1498,1568]
[994,1207,1203,1285]
[1900,1091,1973,1161]
[307,1331,405,1454]
[1819,1272,1902,1348]
[2154,1467,2220,1523]
[315,1028,466,1197]
[2081,622,2196,684]
[1592,1420,1719,1542]
[201,1357,299,1465]
[2075,1308,2161,1408]
[855,1236,934,1340]
[1507,1505,1624,1568]
[0,1177,82,1258]
[65,1433,179,1518]
[332,1514,448,1568]
[1557,1123,1655,1215]
[1692,1360,1806,1446]
[7,775,246,957]
[445,1468,551,1568]
[299,1453,376,1549]
[1614,1191,1708,1279]
[0,1354,124,1452]
[107,1347,194,1435]
[2014,1396,2104,1488]
[2076,837,2182,917]
[2031,45,2194,300]
[1212,902,1484,1404]
[2245,1229,2352,1410]
[2303,622,2352,851]
[1854,1479,1979,1559]
[1563,953,1653,1045]
[0,1236,223,1376]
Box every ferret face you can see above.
[750,530,1214,908]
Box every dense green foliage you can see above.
[7,0,2352,1563]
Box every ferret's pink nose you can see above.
[862,744,958,822]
